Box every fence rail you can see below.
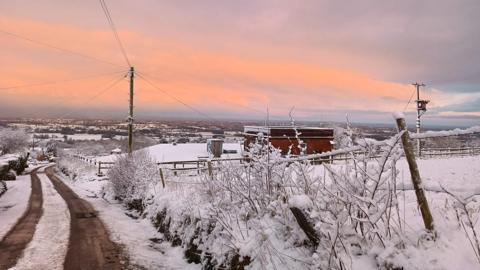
[66,124,480,176]
[68,144,480,177]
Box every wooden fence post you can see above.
[395,115,435,233]
[207,161,213,177]
[98,161,102,176]
[159,168,166,188]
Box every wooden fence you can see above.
[68,144,480,177]
[92,157,248,176]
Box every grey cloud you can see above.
[436,97,480,113]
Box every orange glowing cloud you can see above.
[0,15,421,119]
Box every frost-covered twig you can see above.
[441,186,480,264]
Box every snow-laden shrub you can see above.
[107,150,159,211]
[45,140,58,156]
[162,126,407,269]
[135,121,480,269]
[0,180,6,197]
[0,163,10,180]
[8,154,29,175]
[198,142,308,268]
[0,128,29,155]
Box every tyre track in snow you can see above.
[10,173,70,270]
[45,166,130,270]
[0,168,43,269]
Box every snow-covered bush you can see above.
[188,126,405,269]
[45,140,58,156]
[0,181,6,196]
[0,162,10,179]
[107,150,159,211]
[200,142,315,269]
[142,120,418,270]
[0,128,29,155]
[8,154,29,175]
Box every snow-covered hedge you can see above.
[101,128,411,269]
[87,125,480,269]
[107,150,159,211]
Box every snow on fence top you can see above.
[410,126,480,139]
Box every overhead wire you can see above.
[0,29,125,68]
[0,70,127,90]
[98,0,131,67]
[56,73,127,119]
[137,71,291,120]
[402,87,416,112]
[136,72,217,121]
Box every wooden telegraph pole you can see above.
[128,66,135,154]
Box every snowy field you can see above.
[369,156,480,269]
[32,133,104,141]
[95,142,243,163]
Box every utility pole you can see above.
[32,132,35,151]
[32,124,37,151]
[128,66,135,154]
[412,82,428,157]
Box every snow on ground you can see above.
[54,170,200,270]
[95,143,243,163]
[32,133,103,141]
[0,175,31,240]
[403,156,480,193]
[294,156,480,269]
[348,156,480,269]
[0,154,19,166]
[11,173,70,270]
[57,153,480,269]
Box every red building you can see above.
[243,126,334,155]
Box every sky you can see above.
[0,0,479,127]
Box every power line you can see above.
[0,70,126,90]
[0,29,125,67]
[403,87,416,112]
[136,72,217,121]
[137,71,275,116]
[98,0,131,67]
[56,74,127,119]
[138,71,317,121]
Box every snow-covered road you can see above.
[11,173,70,270]
[0,167,133,269]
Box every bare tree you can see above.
[0,128,29,155]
